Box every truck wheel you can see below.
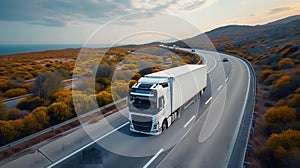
[162,120,168,132]
[177,109,181,119]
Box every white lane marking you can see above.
[205,97,212,105]
[184,100,194,109]
[184,115,196,128]
[47,122,129,168]
[143,148,164,168]
[225,77,229,83]
[207,56,217,74]
[217,85,222,91]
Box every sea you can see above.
[0,44,114,56]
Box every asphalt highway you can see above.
[1,49,254,168]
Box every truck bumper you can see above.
[130,127,161,136]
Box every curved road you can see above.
[1,50,254,168]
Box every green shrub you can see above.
[266,129,300,159]
[23,107,49,134]
[265,106,296,124]
[17,96,48,111]
[96,90,113,107]
[8,108,28,120]
[287,94,300,108]
[4,88,28,98]
[48,102,73,124]
[278,58,295,69]
[0,121,16,145]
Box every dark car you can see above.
[191,49,195,52]
[222,57,229,62]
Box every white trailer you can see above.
[128,64,207,135]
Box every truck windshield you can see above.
[129,95,157,110]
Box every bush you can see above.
[270,75,299,100]
[277,99,286,106]
[295,87,300,94]
[96,90,113,107]
[0,121,16,145]
[0,100,8,120]
[48,102,73,124]
[278,58,295,69]
[265,106,296,124]
[287,94,300,108]
[266,129,300,159]
[111,80,129,100]
[274,76,291,88]
[0,79,8,91]
[4,88,28,98]
[259,69,273,81]
[17,96,48,111]
[22,107,49,134]
[8,108,28,120]
[73,93,97,115]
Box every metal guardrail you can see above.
[0,97,126,152]
[226,53,257,168]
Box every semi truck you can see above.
[128,64,207,135]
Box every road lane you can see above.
[156,51,250,168]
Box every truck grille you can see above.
[132,120,152,132]
[131,114,152,132]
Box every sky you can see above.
[0,0,299,45]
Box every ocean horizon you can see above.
[0,44,116,55]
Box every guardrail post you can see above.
[250,127,254,140]
[246,145,252,157]
[251,119,256,128]
[243,161,250,168]
[253,112,257,119]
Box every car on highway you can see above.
[222,57,229,62]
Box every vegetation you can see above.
[266,129,300,159]
[0,44,201,147]
[33,71,64,99]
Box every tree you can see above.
[265,106,296,124]
[33,71,64,99]
[48,102,73,124]
[96,63,115,79]
[266,129,300,159]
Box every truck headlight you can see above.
[130,121,133,128]
[153,122,159,130]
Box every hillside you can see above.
[170,15,300,168]
[173,15,300,66]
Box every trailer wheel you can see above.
[162,120,168,132]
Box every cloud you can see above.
[0,0,211,27]
[268,7,293,15]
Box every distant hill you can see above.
[169,14,300,66]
